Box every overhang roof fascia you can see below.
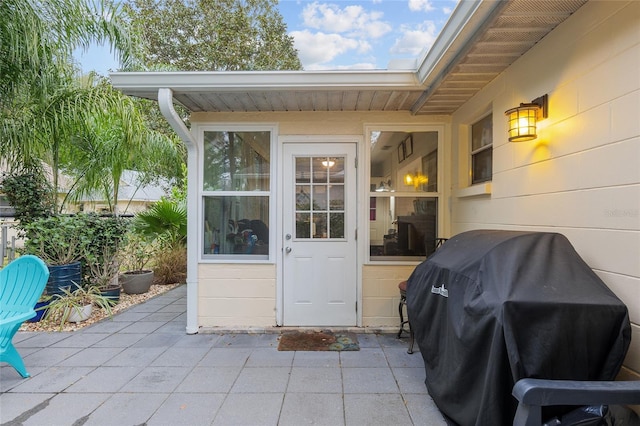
[415,0,503,86]
[110,69,422,98]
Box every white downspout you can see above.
[158,88,199,334]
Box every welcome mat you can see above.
[277,331,360,351]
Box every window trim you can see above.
[196,124,278,263]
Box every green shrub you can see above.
[0,166,54,228]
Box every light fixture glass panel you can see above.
[506,105,538,142]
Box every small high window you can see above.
[471,114,492,184]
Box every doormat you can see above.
[277,331,360,351]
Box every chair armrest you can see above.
[512,378,640,426]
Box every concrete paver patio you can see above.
[0,285,446,425]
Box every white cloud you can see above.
[442,0,460,15]
[301,2,392,39]
[408,0,435,12]
[290,29,371,68]
[389,21,439,56]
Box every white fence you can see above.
[1,220,20,265]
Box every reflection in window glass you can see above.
[314,213,328,239]
[330,213,345,238]
[369,129,440,261]
[295,156,345,240]
[203,196,269,256]
[370,131,438,194]
[202,129,271,258]
[329,158,344,183]
[203,131,270,191]
[296,185,311,210]
[312,186,327,210]
[312,157,328,183]
[296,157,311,183]
[369,197,438,259]
[296,213,311,238]
[329,186,344,210]
[472,148,492,183]
[471,114,492,184]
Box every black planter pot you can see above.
[47,262,82,296]
[100,286,121,304]
[120,270,154,294]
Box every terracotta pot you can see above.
[120,270,154,294]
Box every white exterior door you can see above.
[282,142,357,326]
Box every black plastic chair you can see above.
[512,378,640,426]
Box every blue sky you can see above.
[75,0,458,74]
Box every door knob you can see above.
[285,247,292,253]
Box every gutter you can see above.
[158,88,199,335]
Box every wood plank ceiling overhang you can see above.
[110,0,587,116]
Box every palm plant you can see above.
[135,198,187,248]
[1,0,140,210]
[1,0,136,104]
[59,76,184,213]
[134,198,187,285]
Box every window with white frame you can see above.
[471,114,492,184]
[369,130,440,261]
[201,129,271,258]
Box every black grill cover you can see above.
[406,230,631,426]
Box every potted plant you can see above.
[21,215,87,295]
[118,232,156,294]
[135,198,187,285]
[28,294,53,323]
[43,283,116,330]
[82,214,128,302]
[85,245,121,303]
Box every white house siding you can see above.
[190,111,447,135]
[192,111,448,329]
[362,264,416,328]
[450,1,639,377]
[198,263,277,327]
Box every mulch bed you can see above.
[20,283,182,332]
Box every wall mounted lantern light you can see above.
[504,94,548,142]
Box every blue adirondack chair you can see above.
[0,255,50,378]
